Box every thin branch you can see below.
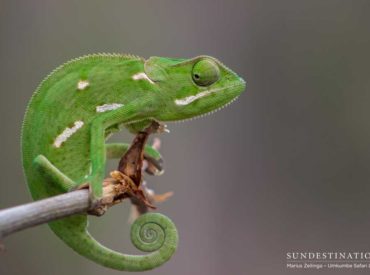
[0,176,129,239]
[0,189,89,239]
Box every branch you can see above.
[0,176,130,240]
[0,189,88,239]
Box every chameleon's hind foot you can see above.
[70,181,101,209]
[77,178,120,216]
[70,172,105,209]
[73,182,90,190]
[143,156,164,176]
[143,138,164,176]
[33,155,75,192]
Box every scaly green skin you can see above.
[21,53,246,271]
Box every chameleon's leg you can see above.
[33,155,75,192]
[86,103,157,204]
[85,120,111,203]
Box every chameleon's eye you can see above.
[192,59,220,86]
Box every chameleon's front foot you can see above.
[143,138,164,176]
[73,173,104,208]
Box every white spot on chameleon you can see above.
[96,103,124,113]
[132,72,155,84]
[174,86,233,106]
[77,80,89,90]
[53,121,84,148]
[175,90,213,106]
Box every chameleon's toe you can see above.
[144,156,164,176]
[88,193,102,208]
[73,174,104,208]
[157,123,170,134]
[72,182,90,191]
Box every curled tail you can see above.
[49,212,178,271]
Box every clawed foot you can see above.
[73,175,103,208]
[143,138,164,176]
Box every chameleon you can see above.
[21,53,246,271]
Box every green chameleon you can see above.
[21,53,246,271]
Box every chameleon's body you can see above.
[21,54,246,271]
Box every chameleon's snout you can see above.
[236,76,247,94]
[229,75,247,97]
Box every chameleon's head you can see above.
[144,55,246,121]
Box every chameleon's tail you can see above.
[49,212,178,271]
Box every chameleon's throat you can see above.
[174,94,241,124]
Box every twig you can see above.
[0,189,89,239]
[0,176,129,240]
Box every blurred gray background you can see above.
[1,0,370,274]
